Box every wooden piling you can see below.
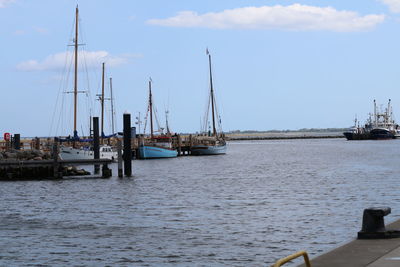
[102,163,112,178]
[117,139,123,178]
[14,134,20,150]
[123,113,132,177]
[177,134,182,156]
[93,117,100,174]
[52,138,61,179]
[189,134,193,147]
[34,137,40,150]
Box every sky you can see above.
[2,0,400,136]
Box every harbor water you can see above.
[1,138,400,266]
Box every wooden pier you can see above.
[0,158,112,180]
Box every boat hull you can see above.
[191,144,227,155]
[138,146,178,159]
[343,129,395,140]
[370,128,394,140]
[343,132,371,140]
[59,146,117,160]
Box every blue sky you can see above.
[2,0,400,136]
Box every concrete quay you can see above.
[298,219,400,267]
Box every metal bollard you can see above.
[358,207,400,239]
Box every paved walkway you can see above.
[298,219,400,267]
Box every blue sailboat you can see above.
[139,137,178,158]
[192,49,227,156]
[138,78,178,159]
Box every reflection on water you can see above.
[1,139,400,266]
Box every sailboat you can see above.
[59,7,116,160]
[138,78,178,159]
[191,49,227,155]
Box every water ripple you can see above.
[1,139,400,266]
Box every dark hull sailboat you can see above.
[193,49,226,155]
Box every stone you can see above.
[31,149,44,157]
[4,152,17,159]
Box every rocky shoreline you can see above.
[0,149,52,161]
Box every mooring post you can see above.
[35,137,40,150]
[189,134,193,155]
[117,139,123,178]
[102,163,112,178]
[53,137,61,179]
[93,117,100,174]
[14,134,20,150]
[123,113,132,177]
[177,134,182,156]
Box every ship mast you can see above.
[149,78,154,138]
[73,5,79,139]
[101,62,105,138]
[165,110,170,135]
[110,77,115,134]
[374,99,377,127]
[387,99,391,126]
[207,49,217,136]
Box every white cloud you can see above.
[33,27,49,34]
[0,0,14,8]
[380,0,400,13]
[16,51,140,71]
[13,30,25,35]
[147,4,385,32]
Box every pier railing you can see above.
[272,251,311,267]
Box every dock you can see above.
[0,158,113,180]
[297,210,400,267]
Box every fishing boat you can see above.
[343,99,399,140]
[59,7,117,160]
[191,49,227,155]
[138,79,178,159]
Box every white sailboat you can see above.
[191,49,227,155]
[59,7,116,160]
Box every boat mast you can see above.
[387,99,391,126]
[149,78,154,138]
[207,49,217,136]
[110,77,115,134]
[89,109,92,138]
[73,5,79,139]
[374,99,377,127]
[165,109,170,135]
[101,62,105,137]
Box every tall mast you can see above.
[207,50,217,136]
[110,77,115,134]
[101,62,105,137]
[149,78,154,138]
[387,99,391,125]
[89,109,92,138]
[73,5,79,138]
[374,99,377,127]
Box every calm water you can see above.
[1,138,400,266]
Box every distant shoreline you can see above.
[226,131,344,140]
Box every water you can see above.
[1,138,400,266]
